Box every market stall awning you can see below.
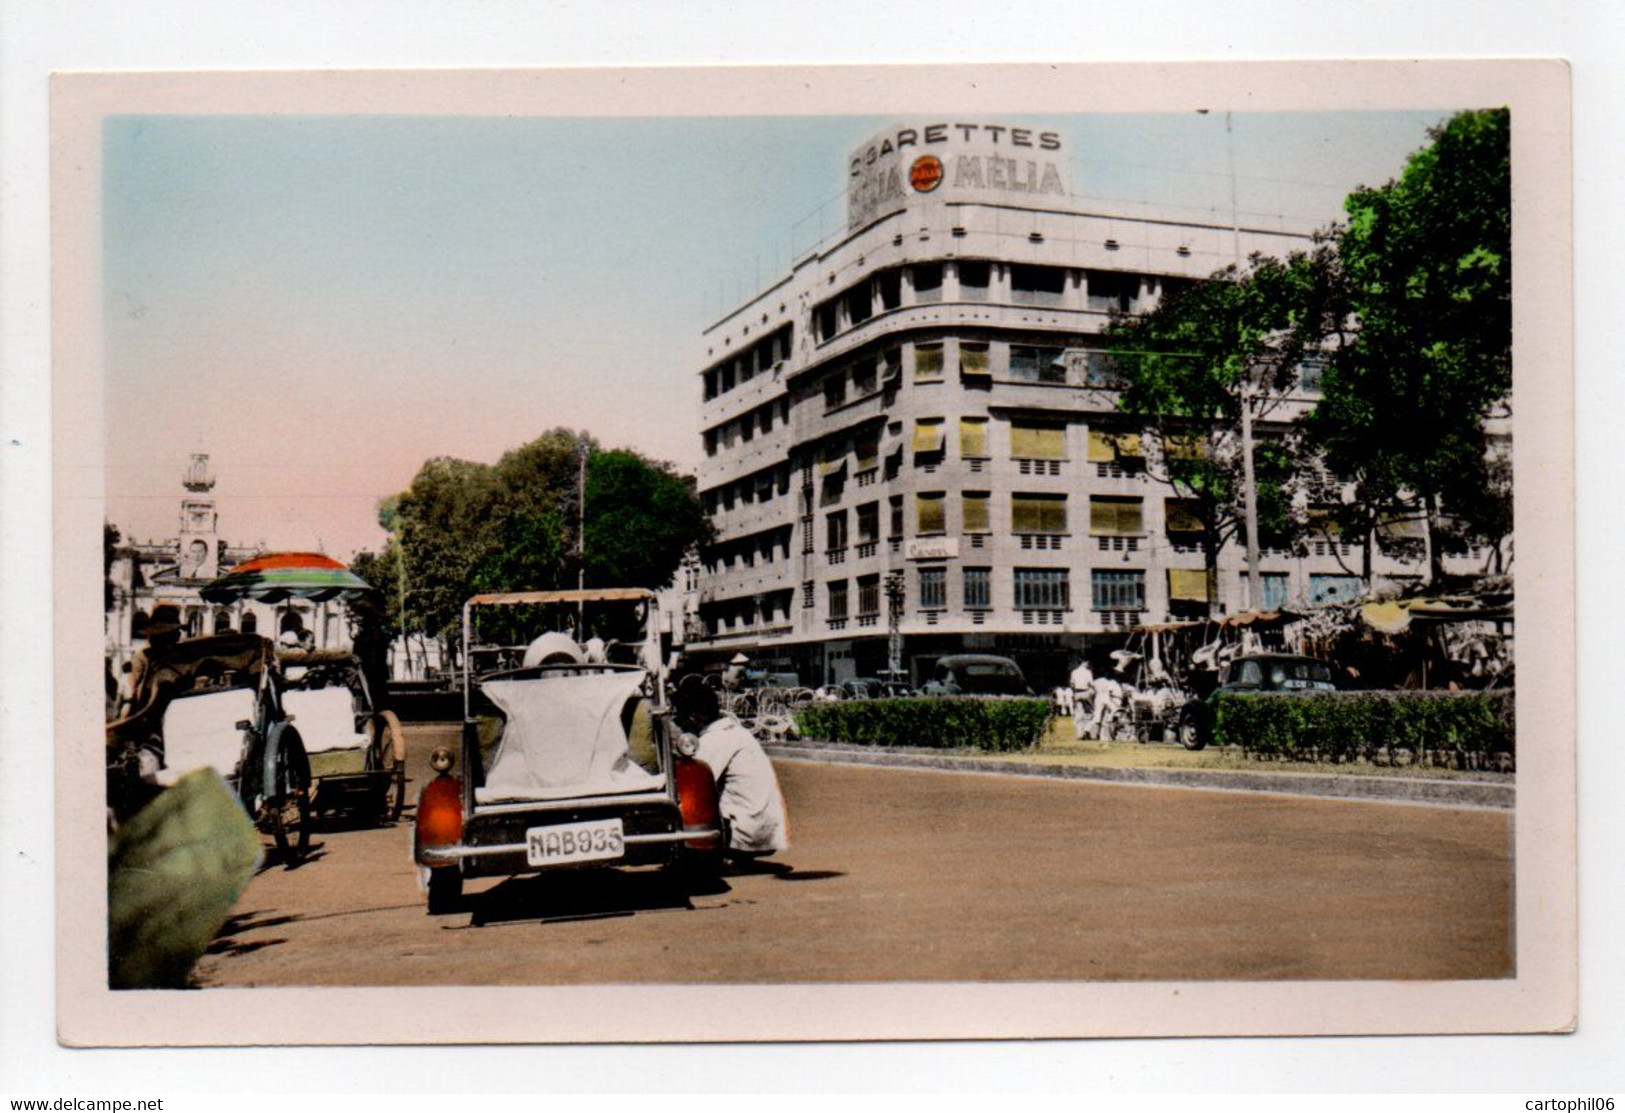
[202,552,374,604]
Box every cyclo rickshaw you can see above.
[277,648,408,825]
[412,588,726,914]
[106,633,313,860]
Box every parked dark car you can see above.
[920,654,1033,697]
[1175,653,1339,750]
[841,677,916,700]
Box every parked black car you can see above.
[1175,653,1339,750]
[920,654,1033,697]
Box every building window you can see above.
[1015,568,1071,610]
[914,342,945,382]
[918,567,947,610]
[1084,352,1127,389]
[852,355,878,396]
[959,416,989,458]
[1086,270,1138,313]
[1240,571,1291,611]
[857,574,881,618]
[889,495,904,539]
[856,501,880,546]
[1010,263,1068,308]
[828,580,849,621]
[1090,496,1144,536]
[958,260,990,301]
[1309,574,1364,606]
[854,431,880,472]
[959,340,991,381]
[845,283,873,326]
[1164,497,1205,537]
[963,566,991,609]
[816,300,839,342]
[1009,345,1067,384]
[962,491,990,533]
[802,580,815,609]
[1299,356,1327,394]
[916,492,946,535]
[1167,568,1216,612]
[877,269,902,311]
[913,262,943,304]
[912,417,946,457]
[1087,427,1143,466]
[1009,419,1066,460]
[1091,570,1144,611]
[824,372,847,410]
[826,510,848,554]
[240,612,258,635]
[1012,494,1067,534]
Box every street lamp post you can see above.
[884,571,905,679]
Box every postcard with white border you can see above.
[54,60,1574,1044]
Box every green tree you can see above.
[374,429,711,659]
[1311,107,1511,582]
[1102,249,1343,614]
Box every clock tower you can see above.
[177,453,220,581]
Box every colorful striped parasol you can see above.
[201,551,375,604]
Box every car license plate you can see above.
[525,818,625,867]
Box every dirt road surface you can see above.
[195,724,1512,986]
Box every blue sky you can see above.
[103,109,1450,560]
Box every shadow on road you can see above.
[257,844,327,875]
[467,868,710,928]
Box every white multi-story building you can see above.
[689,121,1491,689]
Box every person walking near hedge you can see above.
[1070,657,1096,740]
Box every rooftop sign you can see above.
[848,122,1069,231]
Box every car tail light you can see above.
[673,754,722,851]
[414,771,464,866]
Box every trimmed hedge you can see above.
[1213,689,1515,767]
[793,697,1052,753]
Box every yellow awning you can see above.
[960,345,991,377]
[855,433,880,470]
[818,442,845,476]
[916,493,945,534]
[1164,433,1207,460]
[959,417,988,458]
[1012,495,1067,534]
[912,419,946,453]
[1168,568,1214,602]
[1087,429,1143,462]
[1090,496,1143,536]
[914,344,944,380]
[961,493,990,532]
[1010,422,1065,460]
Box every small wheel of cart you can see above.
[259,728,313,862]
[1176,708,1209,751]
[371,709,408,823]
[263,787,312,862]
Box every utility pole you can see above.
[1226,109,1263,613]
[576,438,588,634]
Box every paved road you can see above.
[194,724,1513,986]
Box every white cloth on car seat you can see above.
[281,687,368,755]
[159,688,257,785]
[476,669,663,804]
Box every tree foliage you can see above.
[1104,108,1513,600]
[1311,107,1512,579]
[1103,249,1345,612]
[356,428,711,649]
